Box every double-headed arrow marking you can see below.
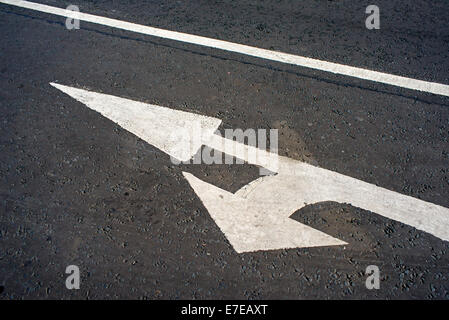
[51,83,449,253]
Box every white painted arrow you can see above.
[182,154,449,252]
[182,172,346,253]
[50,83,221,162]
[51,83,449,253]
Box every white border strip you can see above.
[2,0,449,97]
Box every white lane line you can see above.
[2,0,449,97]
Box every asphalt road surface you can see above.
[1,0,449,299]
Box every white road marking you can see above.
[50,83,221,162]
[51,83,449,253]
[2,0,449,97]
[183,172,346,253]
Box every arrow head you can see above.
[182,172,347,253]
[50,83,222,162]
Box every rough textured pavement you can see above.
[0,0,448,299]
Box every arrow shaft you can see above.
[321,171,449,241]
[206,134,280,173]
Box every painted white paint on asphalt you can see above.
[184,155,449,252]
[3,0,449,97]
[50,83,222,162]
[51,83,449,253]
[183,172,347,253]
[203,137,449,251]
[207,134,280,173]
